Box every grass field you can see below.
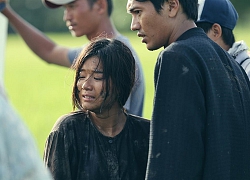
[4,27,250,155]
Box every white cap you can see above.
[42,0,75,8]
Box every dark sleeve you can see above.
[147,51,206,179]
[43,124,74,180]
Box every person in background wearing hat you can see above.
[127,0,250,179]
[0,0,145,117]
[196,0,250,80]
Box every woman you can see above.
[43,38,150,180]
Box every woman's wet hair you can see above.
[72,38,135,111]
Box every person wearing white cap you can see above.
[0,0,145,117]
[196,0,250,80]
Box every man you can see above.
[127,0,250,179]
[196,0,250,80]
[0,85,52,180]
[0,0,145,116]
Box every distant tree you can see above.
[7,0,250,33]
[230,0,250,22]
[8,0,130,33]
[8,0,66,33]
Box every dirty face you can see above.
[77,56,108,112]
[127,0,170,50]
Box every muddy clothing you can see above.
[44,111,150,180]
[146,28,250,180]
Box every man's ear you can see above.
[167,0,179,17]
[210,23,222,39]
[93,0,107,14]
[208,23,229,50]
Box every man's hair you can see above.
[88,0,113,16]
[136,0,198,21]
[72,38,135,110]
[196,22,235,48]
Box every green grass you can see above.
[4,27,250,155]
[3,32,160,155]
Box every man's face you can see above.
[63,0,101,39]
[127,0,170,50]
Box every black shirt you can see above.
[146,28,250,179]
[44,111,150,180]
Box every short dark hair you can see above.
[196,22,235,48]
[136,0,198,21]
[88,0,113,16]
[72,38,135,111]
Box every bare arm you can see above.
[2,4,71,67]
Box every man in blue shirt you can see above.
[1,0,145,116]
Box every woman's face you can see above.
[77,56,109,112]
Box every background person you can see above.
[0,85,52,180]
[43,38,150,180]
[1,4,51,180]
[0,2,7,93]
[127,0,250,179]
[196,0,250,79]
[0,0,145,116]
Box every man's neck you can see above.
[87,19,119,40]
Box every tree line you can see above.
[7,0,250,33]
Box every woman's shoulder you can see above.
[51,111,88,132]
[127,114,150,128]
[128,114,150,121]
[125,114,150,140]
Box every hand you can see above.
[0,0,9,13]
[0,0,7,11]
[0,2,6,12]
